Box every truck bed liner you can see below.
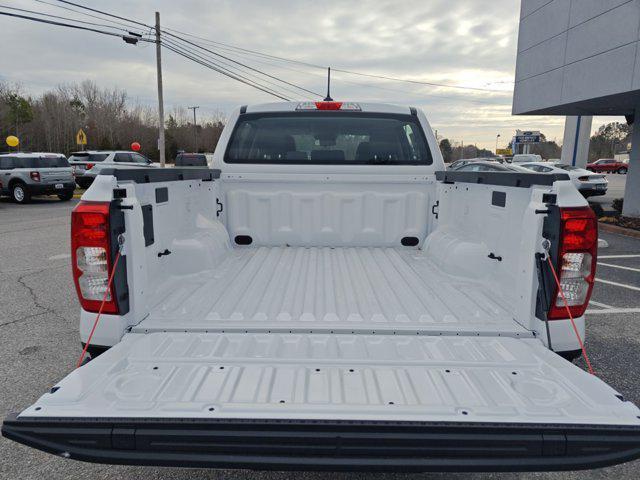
[137,246,530,336]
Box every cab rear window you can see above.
[225,112,432,165]
[68,153,108,163]
[0,156,69,168]
[175,153,207,166]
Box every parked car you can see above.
[0,152,75,203]
[453,161,533,173]
[68,150,156,189]
[447,159,474,170]
[519,162,607,197]
[4,101,640,472]
[67,151,110,188]
[448,158,499,170]
[586,158,628,174]
[512,153,543,163]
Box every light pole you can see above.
[495,134,501,154]
[155,11,166,167]
[188,106,199,152]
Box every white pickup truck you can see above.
[3,101,640,472]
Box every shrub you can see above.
[612,198,624,213]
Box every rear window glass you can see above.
[555,164,581,171]
[175,153,207,166]
[1,156,69,168]
[225,112,432,165]
[68,153,108,163]
[0,156,17,169]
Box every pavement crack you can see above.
[16,271,53,315]
[0,270,67,328]
[0,311,48,328]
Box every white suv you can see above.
[68,150,156,189]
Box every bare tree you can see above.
[0,80,226,159]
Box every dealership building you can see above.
[513,0,640,217]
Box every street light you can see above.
[495,134,501,154]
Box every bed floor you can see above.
[135,246,531,337]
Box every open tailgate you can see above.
[3,332,640,472]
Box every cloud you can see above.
[1,0,621,149]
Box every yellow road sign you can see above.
[496,148,512,155]
[76,128,87,146]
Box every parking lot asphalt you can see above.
[1,197,640,480]
[588,173,626,212]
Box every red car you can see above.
[587,158,628,174]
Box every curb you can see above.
[598,221,640,239]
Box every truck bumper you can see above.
[3,415,640,472]
[28,182,76,195]
[75,176,94,189]
[580,188,607,197]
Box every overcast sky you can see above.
[1,0,620,150]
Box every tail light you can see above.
[547,207,597,319]
[86,163,94,170]
[71,201,118,314]
[30,171,40,182]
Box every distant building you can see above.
[513,0,640,116]
[513,0,640,217]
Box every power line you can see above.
[0,9,150,41]
[235,53,508,104]
[162,31,322,98]
[162,42,290,101]
[159,27,506,94]
[161,26,327,70]
[0,4,134,33]
[330,68,506,93]
[38,0,507,98]
[54,0,150,28]
[49,0,317,98]
[2,2,295,101]
[223,51,506,105]
[34,0,147,35]
[161,37,300,100]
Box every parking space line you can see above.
[598,262,640,273]
[595,278,640,292]
[598,254,640,259]
[586,308,640,315]
[589,300,615,309]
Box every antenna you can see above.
[324,67,333,101]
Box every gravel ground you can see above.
[1,197,639,480]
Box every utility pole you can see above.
[155,11,166,167]
[188,106,199,152]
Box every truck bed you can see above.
[136,246,531,337]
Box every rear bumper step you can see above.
[3,415,640,472]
